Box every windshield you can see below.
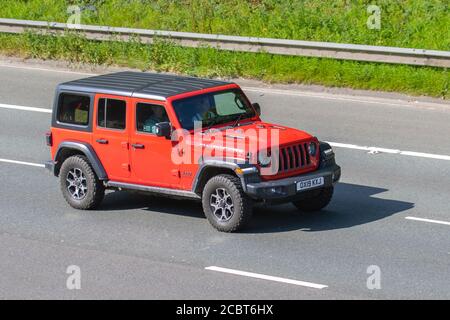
[172,89,256,131]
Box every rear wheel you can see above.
[292,187,334,212]
[59,155,105,210]
[202,174,253,232]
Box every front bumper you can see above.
[245,164,341,203]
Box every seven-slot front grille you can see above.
[277,143,313,172]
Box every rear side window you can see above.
[97,98,126,130]
[57,94,90,125]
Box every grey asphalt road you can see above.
[0,63,449,299]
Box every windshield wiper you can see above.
[204,116,221,132]
[231,113,246,128]
[203,113,248,132]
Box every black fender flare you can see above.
[192,158,259,194]
[319,141,332,152]
[318,141,337,169]
[54,141,107,180]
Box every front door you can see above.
[129,99,180,188]
[92,94,131,182]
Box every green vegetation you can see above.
[0,32,447,98]
[1,0,449,50]
[0,1,448,97]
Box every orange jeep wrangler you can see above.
[45,72,340,232]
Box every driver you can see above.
[191,96,215,123]
[143,107,169,134]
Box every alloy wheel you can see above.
[66,168,87,200]
[210,188,234,222]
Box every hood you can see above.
[187,121,316,160]
[223,121,315,147]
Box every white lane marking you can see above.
[327,142,450,161]
[0,158,45,168]
[0,64,97,76]
[243,86,450,109]
[1,102,450,162]
[1,63,448,109]
[205,266,328,289]
[0,103,52,113]
[405,216,450,226]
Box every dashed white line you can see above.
[327,142,450,161]
[0,103,51,113]
[205,266,328,289]
[0,158,45,168]
[405,216,450,226]
[1,102,450,162]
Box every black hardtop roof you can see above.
[59,71,233,100]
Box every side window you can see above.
[57,93,90,125]
[136,103,169,134]
[97,98,126,130]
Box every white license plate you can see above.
[296,177,324,191]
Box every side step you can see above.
[106,181,200,199]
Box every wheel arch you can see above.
[192,159,259,195]
[193,165,237,195]
[54,141,107,180]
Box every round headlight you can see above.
[258,151,271,167]
[308,142,317,156]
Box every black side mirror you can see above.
[155,122,171,139]
[252,102,261,117]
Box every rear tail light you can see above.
[45,131,53,147]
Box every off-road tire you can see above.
[59,155,105,210]
[292,187,334,212]
[202,174,253,232]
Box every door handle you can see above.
[132,143,145,149]
[96,139,108,144]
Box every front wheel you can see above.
[202,174,253,232]
[59,155,105,210]
[292,187,334,212]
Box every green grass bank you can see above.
[0,1,448,98]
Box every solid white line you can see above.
[0,64,97,76]
[1,63,448,109]
[327,142,450,161]
[242,86,450,109]
[0,158,45,168]
[405,216,450,226]
[0,103,52,113]
[205,266,328,289]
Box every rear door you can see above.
[92,94,131,181]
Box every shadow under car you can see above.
[96,183,414,233]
